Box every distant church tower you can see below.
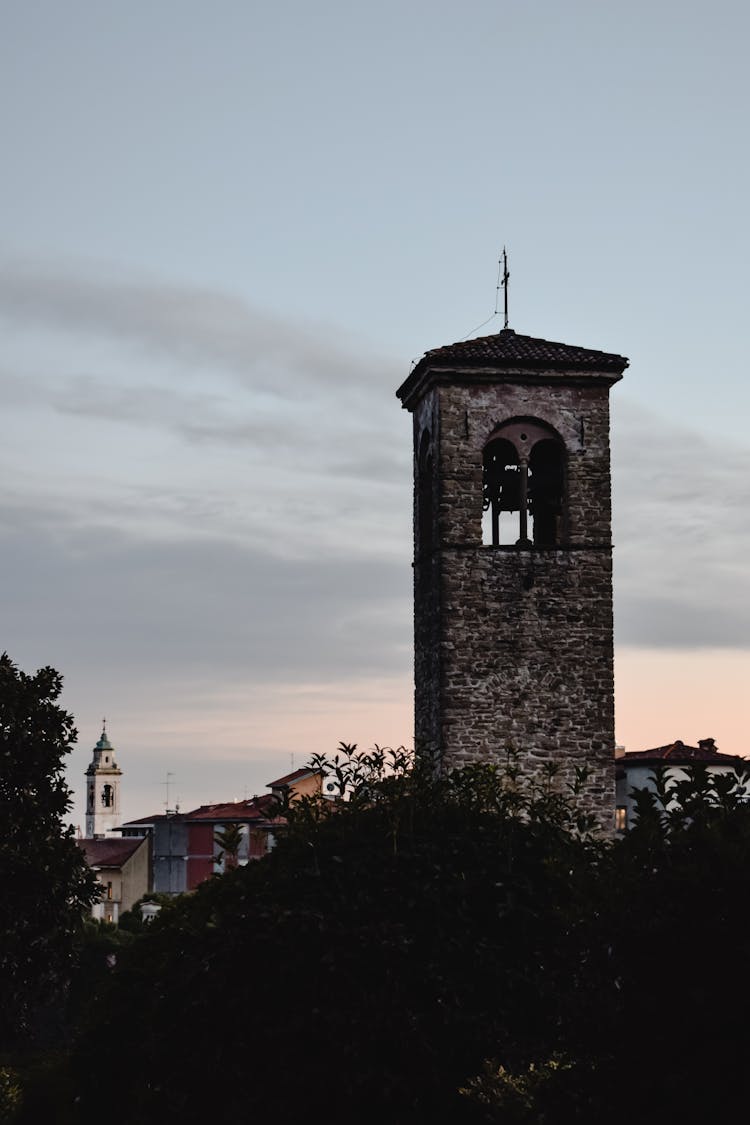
[85,723,122,837]
[396,326,628,830]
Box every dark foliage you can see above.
[464,762,750,1123]
[0,653,97,1050]
[67,748,602,1124]
[21,747,750,1124]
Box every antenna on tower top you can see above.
[493,248,510,329]
[461,249,511,342]
[501,247,510,329]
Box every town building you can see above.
[78,724,149,922]
[77,835,149,924]
[616,738,748,831]
[118,809,188,894]
[396,327,628,831]
[116,767,322,894]
[180,794,280,889]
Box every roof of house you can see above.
[266,767,319,788]
[77,836,147,869]
[113,769,318,833]
[116,812,173,827]
[183,793,280,824]
[397,328,628,404]
[622,738,746,767]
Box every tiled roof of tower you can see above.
[397,328,628,403]
[419,328,627,374]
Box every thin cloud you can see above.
[612,400,750,648]
[1,260,747,659]
[0,260,396,395]
[0,508,412,684]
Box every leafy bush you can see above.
[24,747,750,1124]
[68,747,604,1124]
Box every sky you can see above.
[1,0,748,828]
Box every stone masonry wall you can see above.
[412,391,442,759]
[411,374,617,832]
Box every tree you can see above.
[213,822,244,869]
[0,653,98,1047]
[41,749,750,1124]
[69,748,603,1124]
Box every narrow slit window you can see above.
[417,429,434,555]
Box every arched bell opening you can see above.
[529,438,564,546]
[482,438,520,546]
[482,420,566,547]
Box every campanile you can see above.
[85,722,122,838]
[396,327,627,829]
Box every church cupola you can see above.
[85,721,122,838]
[397,325,628,832]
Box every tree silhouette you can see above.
[0,653,98,1048]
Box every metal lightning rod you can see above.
[502,246,510,329]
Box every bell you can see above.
[498,467,521,511]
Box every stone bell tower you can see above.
[85,722,122,837]
[396,327,628,829]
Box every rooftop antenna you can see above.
[495,246,510,329]
[460,249,510,341]
[164,771,174,812]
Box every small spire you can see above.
[96,719,113,752]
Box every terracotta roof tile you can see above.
[423,328,626,370]
[267,767,319,788]
[77,837,146,868]
[623,739,746,766]
[184,794,278,823]
[397,328,628,405]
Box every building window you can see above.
[615,806,627,832]
[417,428,434,556]
[106,881,113,900]
[482,419,565,547]
[101,784,114,807]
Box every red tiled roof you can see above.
[184,794,279,823]
[421,328,628,370]
[77,837,146,868]
[623,739,745,766]
[397,328,628,405]
[115,773,320,831]
[267,767,319,788]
